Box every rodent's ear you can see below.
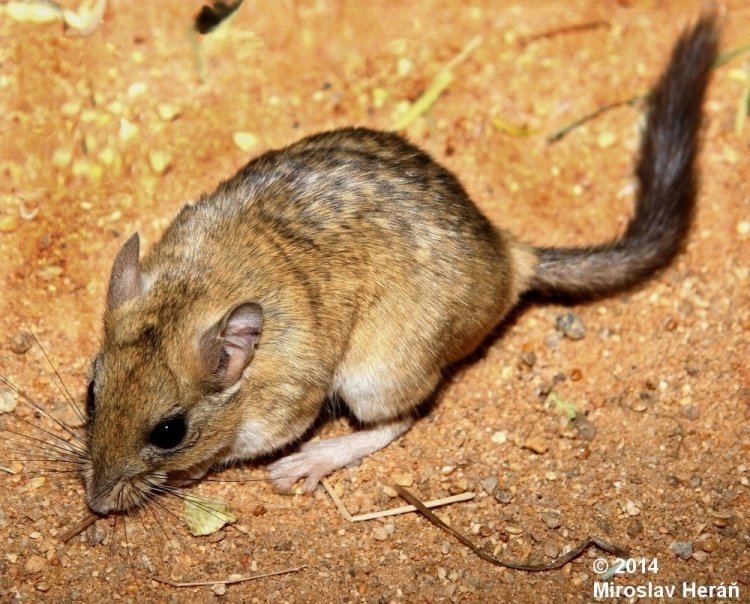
[200,302,263,388]
[107,232,143,310]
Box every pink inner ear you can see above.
[107,232,143,310]
[216,302,263,387]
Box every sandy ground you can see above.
[1,1,749,602]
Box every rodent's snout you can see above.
[85,471,154,515]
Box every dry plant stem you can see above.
[152,565,308,587]
[60,512,99,543]
[350,492,475,522]
[547,95,644,143]
[321,479,353,521]
[322,479,475,522]
[395,485,629,572]
[547,43,750,143]
[522,20,610,46]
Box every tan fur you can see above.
[84,2,716,515]
[85,129,527,511]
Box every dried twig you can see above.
[547,95,644,143]
[522,20,610,46]
[393,35,482,130]
[152,565,307,588]
[321,479,353,521]
[322,479,474,522]
[395,485,628,572]
[547,43,750,143]
[60,512,98,543]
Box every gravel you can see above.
[555,312,586,340]
[670,541,693,560]
[541,510,562,529]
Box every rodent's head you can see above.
[83,234,262,514]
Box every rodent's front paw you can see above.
[267,443,338,493]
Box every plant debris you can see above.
[183,494,236,536]
[395,485,628,571]
[546,390,577,420]
[393,36,482,130]
[548,42,750,143]
[322,479,474,522]
[521,20,610,46]
[60,512,99,543]
[152,565,307,588]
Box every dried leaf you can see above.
[183,495,235,536]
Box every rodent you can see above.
[82,16,718,513]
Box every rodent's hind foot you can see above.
[267,418,413,493]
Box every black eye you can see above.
[85,380,96,419]
[148,416,187,449]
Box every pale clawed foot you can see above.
[268,418,413,493]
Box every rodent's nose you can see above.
[85,493,111,515]
[86,474,127,514]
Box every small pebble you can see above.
[157,103,181,121]
[0,388,18,413]
[211,583,227,596]
[440,465,456,475]
[543,540,559,559]
[520,351,536,368]
[627,520,643,538]
[10,331,33,354]
[555,312,586,340]
[382,485,398,498]
[52,147,73,168]
[597,131,616,149]
[149,151,172,175]
[127,81,148,99]
[372,526,389,541]
[119,118,138,142]
[573,418,597,441]
[87,526,106,546]
[490,431,507,445]
[505,525,523,535]
[481,476,498,495]
[737,221,750,236]
[692,551,708,562]
[541,510,561,529]
[522,436,548,454]
[392,472,413,487]
[625,501,641,516]
[25,555,45,574]
[682,405,699,420]
[233,131,259,152]
[570,368,582,381]
[701,538,717,553]
[492,487,514,504]
[35,582,51,592]
[670,541,693,560]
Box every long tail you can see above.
[529,14,718,297]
